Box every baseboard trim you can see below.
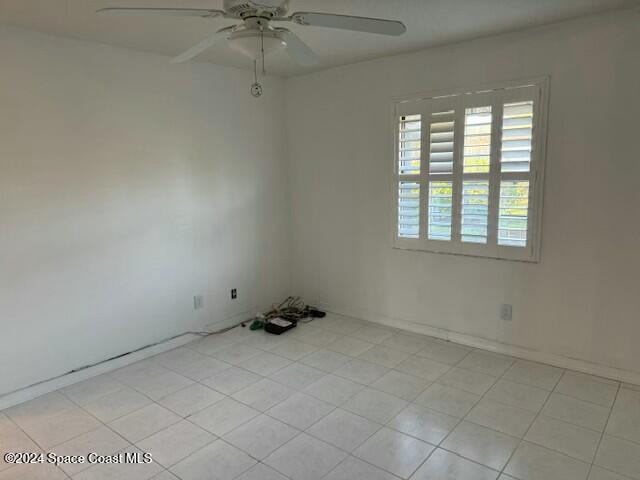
[0,334,198,411]
[320,303,640,386]
[0,309,255,411]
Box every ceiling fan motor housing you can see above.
[223,0,289,19]
[96,2,406,68]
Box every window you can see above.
[393,79,548,262]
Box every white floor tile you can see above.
[387,403,458,445]
[237,352,292,376]
[505,441,590,480]
[441,421,519,471]
[232,379,295,412]
[211,344,263,365]
[300,349,352,373]
[132,371,194,401]
[485,379,550,413]
[108,404,181,443]
[188,398,259,436]
[342,388,408,424]
[307,409,380,452]
[0,463,68,480]
[606,388,640,444]
[525,416,601,462]
[151,472,180,480]
[0,420,41,472]
[327,336,375,357]
[263,433,347,480]
[153,348,207,371]
[238,330,287,350]
[235,463,290,480]
[414,383,481,418]
[19,406,101,449]
[112,362,172,388]
[269,339,319,360]
[136,420,215,467]
[7,321,640,480]
[62,374,125,406]
[74,446,163,480]
[542,393,610,431]
[168,357,232,381]
[458,351,515,377]
[416,341,472,365]
[381,333,431,354]
[333,359,389,385]
[411,448,499,480]
[286,323,321,341]
[595,435,640,480]
[303,374,364,405]
[52,426,128,476]
[358,345,410,368]
[5,392,75,426]
[437,367,497,395]
[188,335,235,356]
[350,326,395,344]
[353,427,434,479]
[316,316,366,335]
[201,366,262,395]
[157,383,224,417]
[503,361,564,391]
[170,440,256,480]
[293,326,341,348]
[82,386,152,423]
[323,456,398,480]
[269,363,326,390]
[589,466,633,480]
[555,372,619,407]
[223,415,299,460]
[466,397,537,438]
[218,326,255,343]
[394,356,451,381]
[267,392,334,430]
[371,370,431,401]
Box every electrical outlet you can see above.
[500,304,513,321]
[231,288,237,300]
[193,295,204,310]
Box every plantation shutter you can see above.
[393,80,546,262]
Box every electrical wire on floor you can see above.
[2,319,249,400]
[262,296,325,324]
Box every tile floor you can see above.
[1,314,639,480]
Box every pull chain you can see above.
[251,56,263,98]
[253,59,258,84]
[250,23,265,97]
[261,29,266,75]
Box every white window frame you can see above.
[392,77,549,262]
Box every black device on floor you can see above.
[264,317,297,335]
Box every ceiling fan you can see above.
[97,0,407,66]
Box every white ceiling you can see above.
[0,0,635,76]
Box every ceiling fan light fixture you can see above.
[228,30,286,60]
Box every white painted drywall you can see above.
[0,26,290,397]
[286,8,640,375]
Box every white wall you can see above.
[286,8,640,376]
[0,26,290,397]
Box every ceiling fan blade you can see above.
[170,27,233,64]
[96,7,224,18]
[287,12,406,36]
[279,31,319,66]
